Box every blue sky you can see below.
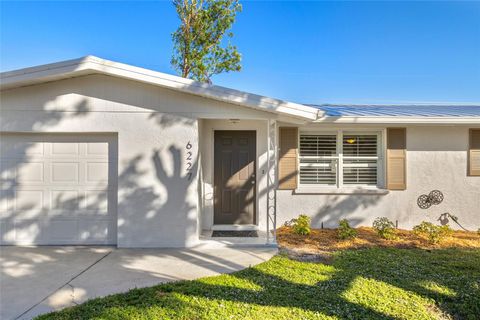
[1,1,479,104]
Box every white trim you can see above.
[0,56,320,121]
[294,187,389,195]
[298,129,383,188]
[210,128,259,227]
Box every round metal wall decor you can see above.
[417,190,444,209]
[429,190,444,205]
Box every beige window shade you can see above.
[387,128,407,190]
[469,129,480,176]
[278,127,298,189]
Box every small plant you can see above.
[372,217,398,240]
[291,214,311,236]
[477,228,480,235]
[337,219,357,240]
[413,221,453,244]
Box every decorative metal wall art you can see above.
[417,190,444,209]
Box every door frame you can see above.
[213,130,257,225]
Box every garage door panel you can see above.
[51,190,81,211]
[0,133,117,245]
[15,190,44,211]
[12,219,43,243]
[51,162,79,183]
[48,219,79,242]
[16,141,45,156]
[0,160,15,182]
[84,190,109,211]
[0,190,11,213]
[51,142,79,155]
[86,162,109,183]
[86,142,109,155]
[16,162,45,183]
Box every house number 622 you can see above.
[186,141,193,180]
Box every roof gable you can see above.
[0,56,320,121]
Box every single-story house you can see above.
[1,56,479,247]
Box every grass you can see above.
[37,248,480,320]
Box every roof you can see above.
[311,104,480,124]
[0,56,320,121]
[1,56,479,124]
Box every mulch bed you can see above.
[277,226,480,255]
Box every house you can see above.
[1,56,479,247]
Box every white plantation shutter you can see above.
[298,131,382,188]
[299,134,337,185]
[343,134,379,185]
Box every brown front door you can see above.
[214,130,256,225]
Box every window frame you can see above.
[297,128,385,189]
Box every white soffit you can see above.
[0,56,320,121]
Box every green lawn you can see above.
[37,248,480,320]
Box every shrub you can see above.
[372,217,398,240]
[291,214,311,236]
[337,219,357,240]
[413,221,453,244]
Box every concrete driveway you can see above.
[0,245,276,320]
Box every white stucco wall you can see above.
[0,74,280,247]
[2,73,478,246]
[277,124,480,231]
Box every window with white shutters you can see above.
[299,134,337,185]
[299,131,382,188]
[343,134,379,185]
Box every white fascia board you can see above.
[1,56,321,121]
[315,116,480,125]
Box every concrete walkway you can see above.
[0,245,277,320]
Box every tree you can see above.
[171,0,242,83]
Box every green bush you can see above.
[372,217,398,240]
[337,219,357,240]
[292,214,311,236]
[413,221,453,244]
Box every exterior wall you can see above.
[0,74,278,247]
[199,119,269,231]
[277,124,480,231]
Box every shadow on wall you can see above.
[311,194,382,228]
[277,173,382,229]
[0,99,94,244]
[148,113,196,128]
[1,93,200,246]
[115,145,198,246]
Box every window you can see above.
[299,131,382,188]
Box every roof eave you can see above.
[315,116,480,125]
[1,56,321,121]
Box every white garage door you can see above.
[0,133,117,245]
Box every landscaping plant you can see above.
[291,214,311,236]
[337,219,357,240]
[372,217,398,240]
[413,221,453,244]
